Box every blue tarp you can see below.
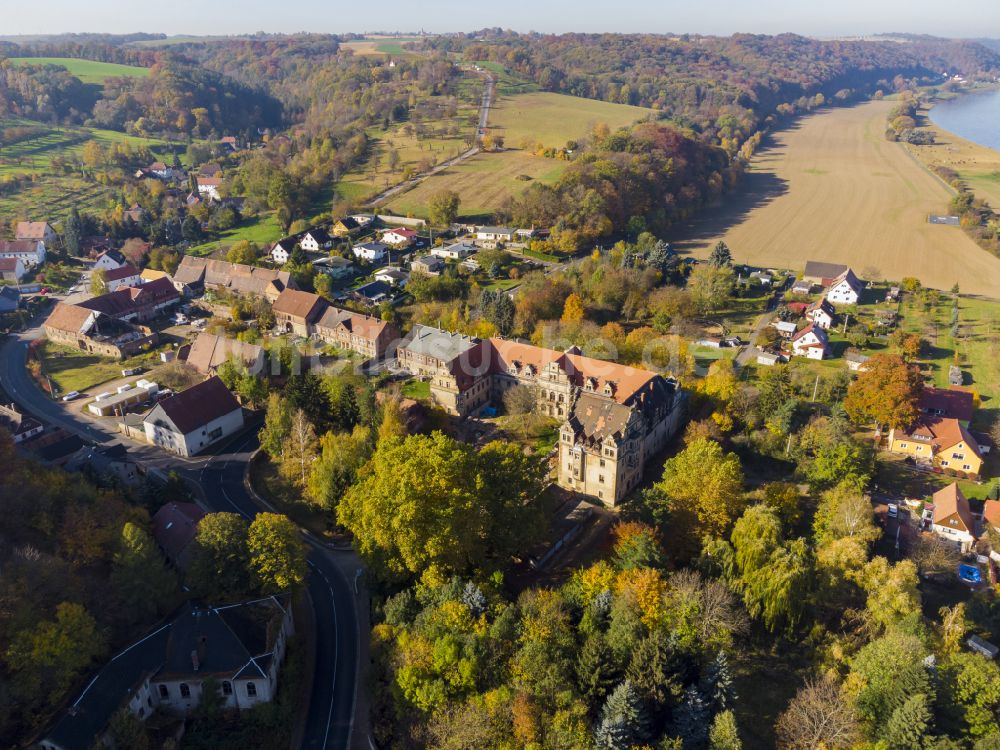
[958,564,982,584]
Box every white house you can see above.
[0,239,45,268]
[101,264,143,292]
[353,242,389,263]
[196,176,222,200]
[143,377,244,457]
[756,351,783,367]
[374,267,409,287]
[825,268,863,305]
[791,324,829,360]
[94,249,128,271]
[773,320,798,338]
[148,161,174,180]
[0,257,27,282]
[476,226,514,242]
[432,241,476,260]
[270,239,295,265]
[806,299,836,329]
[300,228,332,252]
[381,228,417,247]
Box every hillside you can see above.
[7,57,149,84]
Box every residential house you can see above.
[78,276,180,323]
[374,267,408,287]
[845,350,870,372]
[351,280,393,306]
[314,307,400,360]
[983,499,1000,538]
[172,256,294,302]
[151,501,205,568]
[101,264,143,292]
[349,213,377,228]
[353,241,389,263]
[476,226,514,243]
[272,288,327,336]
[15,221,56,249]
[43,303,159,359]
[381,228,417,247]
[0,239,45,268]
[0,403,43,442]
[332,217,361,237]
[790,280,814,295]
[928,483,977,552]
[300,228,332,252]
[0,286,21,313]
[888,417,984,477]
[312,255,355,279]
[148,161,173,179]
[806,299,836,329]
[41,597,293,750]
[756,351,782,367]
[66,443,141,486]
[412,255,445,275]
[790,324,829,359]
[196,176,223,200]
[515,228,537,241]
[802,261,850,287]
[186,332,265,376]
[773,320,798,339]
[0,256,26,282]
[432,241,476,260]
[94,249,128,271]
[220,135,239,151]
[143,376,244,457]
[270,239,296,265]
[826,268,863,305]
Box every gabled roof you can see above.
[96,249,127,266]
[303,228,332,243]
[334,217,359,230]
[145,376,241,435]
[0,239,41,254]
[901,416,981,456]
[931,482,975,532]
[803,260,848,280]
[807,298,835,316]
[173,256,293,296]
[791,323,828,344]
[78,276,177,317]
[272,289,327,321]
[186,333,263,374]
[44,302,98,334]
[919,387,975,423]
[830,268,863,293]
[315,307,390,340]
[0,257,22,271]
[102,264,141,283]
[152,501,205,563]
[402,324,480,362]
[568,392,634,441]
[15,221,51,240]
[984,499,1000,530]
[384,227,416,239]
[353,280,393,301]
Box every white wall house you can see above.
[300,229,332,252]
[432,242,476,259]
[0,257,26,282]
[374,267,409,287]
[353,242,389,263]
[806,300,836,329]
[102,264,143,292]
[196,176,222,200]
[143,377,244,457]
[0,239,45,268]
[825,269,862,305]
[271,240,295,265]
[476,226,514,242]
[94,249,128,271]
[791,324,829,360]
[381,228,416,246]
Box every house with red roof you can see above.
[381,227,417,247]
[928,483,977,552]
[790,324,829,359]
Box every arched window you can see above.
[222,681,233,696]
[180,683,190,698]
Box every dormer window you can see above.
[509,361,520,376]
[603,381,616,397]
[585,377,597,392]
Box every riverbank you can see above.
[904,91,1000,211]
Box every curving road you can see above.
[0,321,365,750]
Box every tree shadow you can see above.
[670,167,790,256]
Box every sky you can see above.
[3,0,1000,39]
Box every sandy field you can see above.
[675,99,1000,296]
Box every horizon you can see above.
[3,0,999,40]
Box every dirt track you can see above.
[675,100,1000,296]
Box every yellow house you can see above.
[887,416,984,477]
[332,217,360,237]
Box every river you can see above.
[929,88,1000,151]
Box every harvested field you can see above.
[488,91,655,149]
[8,57,149,84]
[386,151,567,220]
[675,100,1000,296]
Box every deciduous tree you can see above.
[844,354,922,430]
[247,513,307,592]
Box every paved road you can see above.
[368,72,495,207]
[0,320,365,750]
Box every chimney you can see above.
[191,649,200,672]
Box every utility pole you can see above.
[842,313,850,336]
[811,373,820,402]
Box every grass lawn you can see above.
[488,91,655,150]
[388,151,567,220]
[471,61,539,96]
[8,57,150,84]
[37,340,162,394]
[188,212,285,256]
[402,379,431,400]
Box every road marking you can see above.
[308,561,339,750]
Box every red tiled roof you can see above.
[920,387,975,423]
[148,376,240,435]
[102,264,141,283]
[931,482,974,532]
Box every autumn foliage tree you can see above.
[843,353,923,430]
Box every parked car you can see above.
[887,503,898,519]
[122,367,144,377]
[61,391,80,401]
